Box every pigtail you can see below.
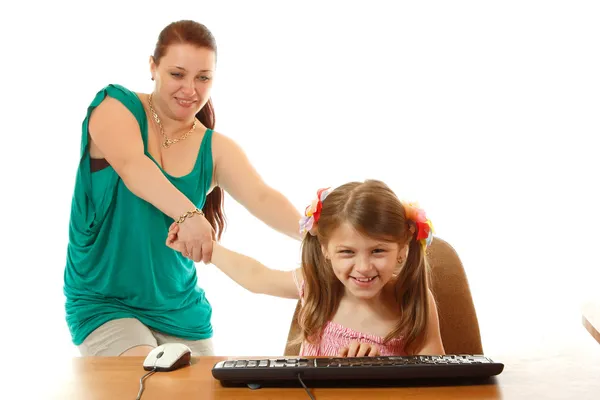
[296,233,343,345]
[388,224,431,354]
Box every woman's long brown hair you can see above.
[295,180,432,354]
[152,20,226,239]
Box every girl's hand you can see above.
[338,341,379,357]
[166,223,187,254]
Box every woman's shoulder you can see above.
[88,84,146,122]
[88,83,134,99]
[101,83,138,96]
[89,84,144,107]
[209,130,249,162]
[209,129,230,144]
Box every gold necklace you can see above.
[148,93,197,148]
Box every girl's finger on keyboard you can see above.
[368,345,379,357]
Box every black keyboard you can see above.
[212,354,504,388]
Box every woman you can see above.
[63,20,301,357]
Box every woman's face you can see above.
[150,43,216,121]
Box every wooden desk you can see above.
[583,301,600,344]
[37,343,600,400]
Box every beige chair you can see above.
[283,236,484,355]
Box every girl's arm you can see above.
[210,242,301,299]
[414,290,446,355]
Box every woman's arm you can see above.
[89,97,214,262]
[414,290,446,355]
[89,97,197,219]
[211,133,302,241]
[210,242,300,299]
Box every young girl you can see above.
[167,180,445,357]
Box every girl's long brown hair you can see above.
[152,20,226,239]
[295,180,432,354]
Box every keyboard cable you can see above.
[297,373,316,400]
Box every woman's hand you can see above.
[338,341,379,357]
[166,216,214,263]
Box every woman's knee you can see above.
[152,331,215,356]
[119,345,155,357]
[78,318,158,356]
[186,338,215,356]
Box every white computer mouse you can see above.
[143,343,192,372]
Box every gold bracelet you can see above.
[176,208,204,224]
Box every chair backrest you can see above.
[283,236,484,355]
[425,237,483,354]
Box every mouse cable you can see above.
[137,349,164,399]
[136,368,157,400]
[297,373,316,400]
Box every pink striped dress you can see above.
[293,271,407,357]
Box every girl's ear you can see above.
[321,244,330,260]
[397,242,410,263]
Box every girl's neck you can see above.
[343,283,396,313]
[333,284,400,338]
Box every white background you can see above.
[1,0,599,367]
